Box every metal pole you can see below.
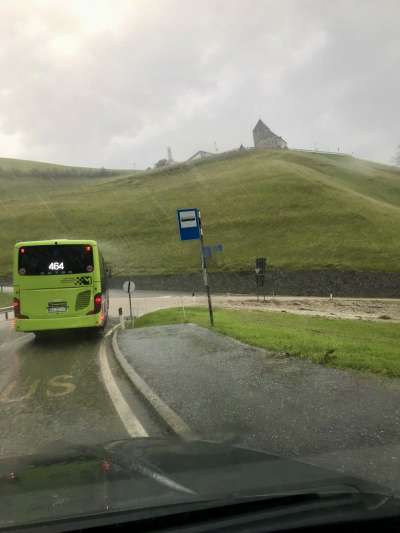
[118,307,125,330]
[128,285,133,326]
[128,291,134,327]
[199,216,214,327]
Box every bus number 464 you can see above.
[48,262,64,271]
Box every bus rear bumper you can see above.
[15,314,104,332]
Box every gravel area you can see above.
[109,290,400,322]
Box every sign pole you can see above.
[124,280,135,328]
[176,207,214,327]
[118,307,125,330]
[198,212,214,327]
[255,258,266,304]
[128,282,133,327]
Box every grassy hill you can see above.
[0,156,130,173]
[1,149,400,276]
[0,157,131,199]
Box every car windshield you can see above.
[1,1,400,531]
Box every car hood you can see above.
[0,437,394,529]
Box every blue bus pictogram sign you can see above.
[177,208,201,241]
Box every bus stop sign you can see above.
[177,208,200,241]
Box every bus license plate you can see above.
[48,306,67,313]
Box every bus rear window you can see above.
[18,245,94,275]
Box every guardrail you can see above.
[0,306,13,320]
[0,286,12,294]
[291,148,351,157]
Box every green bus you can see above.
[13,239,109,334]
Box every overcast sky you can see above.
[0,0,399,169]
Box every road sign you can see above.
[255,257,266,275]
[202,244,223,260]
[202,245,212,258]
[177,208,200,241]
[123,280,135,293]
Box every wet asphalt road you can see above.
[118,324,400,493]
[0,321,166,459]
[0,289,194,460]
[2,292,400,494]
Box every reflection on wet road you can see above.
[0,325,128,458]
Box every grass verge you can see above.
[134,307,400,377]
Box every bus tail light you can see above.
[88,293,102,315]
[13,298,28,319]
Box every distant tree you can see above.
[154,158,168,168]
[394,145,400,167]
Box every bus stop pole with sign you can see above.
[198,211,214,327]
[177,208,214,327]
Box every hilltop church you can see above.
[253,119,287,149]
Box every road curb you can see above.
[111,328,197,440]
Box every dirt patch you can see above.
[216,296,400,322]
[110,291,400,323]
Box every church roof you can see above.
[253,119,275,136]
[253,119,286,144]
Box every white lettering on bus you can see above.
[48,262,64,271]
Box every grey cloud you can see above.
[0,0,399,168]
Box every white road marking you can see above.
[0,375,77,403]
[104,324,119,337]
[0,379,40,403]
[99,341,148,437]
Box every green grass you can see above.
[1,149,400,276]
[0,292,11,307]
[0,156,130,174]
[135,307,400,377]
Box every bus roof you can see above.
[15,239,98,248]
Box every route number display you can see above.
[48,262,64,271]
